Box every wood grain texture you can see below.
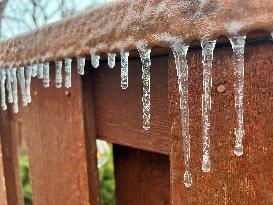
[170,41,273,204]
[0,132,8,205]
[93,56,170,155]
[0,0,273,66]
[15,64,91,205]
[114,145,170,205]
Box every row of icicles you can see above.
[0,34,272,188]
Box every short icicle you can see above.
[55,61,63,88]
[5,68,13,103]
[43,62,50,88]
[64,58,72,88]
[107,53,116,69]
[17,67,28,107]
[171,41,192,187]
[37,63,44,79]
[91,52,100,68]
[229,36,246,156]
[77,56,85,75]
[137,43,151,131]
[11,68,18,113]
[25,65,33,104]
[201,39,216,172]
[32,64,38,77]
[120,51,129,89]
[0,69,7,110]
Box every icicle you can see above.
[137,43,151,131]
[107,53,116,69]
[201,39,216,172]
[64,58,72,88]
[11,68,18,113]
[171,41,192,187]
[0,69,7,110]
[55,61,63,88]
[32,64,38,77]
[5,68,13,103]
[91,52,100,68]
[25,65,33,104]
[77,56,85,75]
[230,36,246,156]
[120,51,129,89]
[43,62,50,88]
[17,67,27,107]
[37,63,44,79]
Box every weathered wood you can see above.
[94,56,170,155]
[0,135,8,205]
[0,111,24,205]
[16,64,92,205]
[170,42,273,204]
[0,0,273,66]
[114,145,170,205]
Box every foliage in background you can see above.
[20,154,32,205]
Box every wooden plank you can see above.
[0,136,8,205]
[113,145,170,205]
[0,111,24,205]
[93,56,170,155]
[170,42,273,204]
[17,64,92,205]
[0,0,273,65]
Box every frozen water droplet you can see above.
[171,41,192,187]
[77,56,85,75]
[107,53,116,69]
[230,36,246,157]
[137,43,151,131]
[32,64,38,77]
[37,63,44,79]
[120,51,129,89]
[55,61,63,88]
[271,32,273,39]
[91,52,100,68]
[201,39,216,172]
[0,69,7,110]
[5,68,13,103]
[64,58,72,88]
[17,67,27,107]
[11,68,18,113]
[25,65,33,104]
[43,62,50,88]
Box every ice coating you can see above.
[25,65,33,103]
[107,53,116,69]
[17,67,28,107]
[32,64,38,77]
[171,41,192,187]
[5,68,13,103]
[137,43,151,131]
[77,56,85,75]
[120,51,129,89]
[43,62,50,88]
[11,68,18,113]
[37,63,44,79]
[91,52,100,68]
[64,58,72,88]
[55,60,63,88]
[201,39,216,172]
[230,36,246,156]
[0,69,7,110]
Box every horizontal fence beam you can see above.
[0,0,273,66]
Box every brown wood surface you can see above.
[170,41,273,204]
[0,0,273,66]
[114,145,170,205]
[14,64,93,205]
[0,111,24,205]
[0,141,7,205]
[93,56,170,155]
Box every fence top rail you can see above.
[0,0,273,67]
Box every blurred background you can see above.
[0,0,116,204]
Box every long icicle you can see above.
[6,67,13,103]
[230,36,246,156]
[64,58,72,88]
[171,41,192,187]
[0,69,7,110]
[201,39,216,172]
[11,68,18,113]
[17,67,28,107]
[108,53,116,69]
[43,62,50,88]
[55,60,63,88]
[32,64,38,77]
[137,43,151,131]
[120,51,129,89]
[25,65,33,104]
[77,56,85,75]
[37,63,44,79]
